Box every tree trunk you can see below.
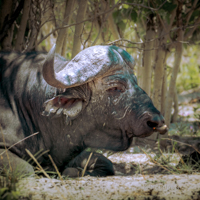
[165,2,184,126]
[0,0,13,50]
[93,17,104,45]
[172,87,178,123]
[152,38,166,111]
[103,0,120,40]
[136,52,143,87]
[161,65,167,116]
[28,1,42,51]
[56,0,75,56]
[71,0,88,58]
[134,23,143,87]
[147,32,168,142]
[158,55,168,141]
[61,0,77,57]
[141,15,155,96]
[15,0,31,51]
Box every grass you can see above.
[0,170,21,200]
[138,136,200,175]
[0,146,94,200]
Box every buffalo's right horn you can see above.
[42,45,136,89]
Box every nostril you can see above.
[147,121,158,128]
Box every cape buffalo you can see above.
[0,45,167,177]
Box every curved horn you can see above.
[42,44,67,89]
[110,46,135,69]
[43,45,135,89]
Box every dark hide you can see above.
[0,46,167,177]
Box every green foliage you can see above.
[160,1,177,12]
[176,47,200,93]
[0,171,21,200]
[130,10,137,22]
[169,123,192,136]
[190,10,200,22]
[112,10,122,23]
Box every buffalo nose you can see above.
[147,114,168,134]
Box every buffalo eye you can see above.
[106,84,126,93]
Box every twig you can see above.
[123,0,168,11]
[150,0,166,31]
[26,149,50,178]
[82,152,93,177]
[48,154,63,181]
[185,0,198,27]
[138,146,176,175]
[175,149,184,165]
[0,132,39,156]
[28,149,49,165]
[162,138,200,155]
[36,1,122,47]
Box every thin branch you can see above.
[82,152,93,177]
[163,138,200,155]
[36,0,170,48]
[150,0,166,31]
[36,0,122,47]
[123,0,168,11]
[138,146,176,175]
[107,38,147,45]
[184,15,200,40]
[0,132,39,156]
[185,0,198,27]
[83,19,94,48]
[169,1,178,28]
[48,154,63,181]
[134,24,143,43]
[91,5,111,46]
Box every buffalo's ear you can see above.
[42,95,83,120]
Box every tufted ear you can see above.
[42,95,83,121]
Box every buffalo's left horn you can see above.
[42,45,67,89]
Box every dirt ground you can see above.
[17,153,200,200]
[14,133,200,200]
[17,174,200,200]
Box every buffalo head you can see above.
[42,45,168,151]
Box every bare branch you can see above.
[35,0,122,47]
[169,1,177,28]
[185,0,198,27]
[150,0,166,31]
[123,0,168,11]
[0,132,39,156]
[184,15,200,40]
[83,19,94,48]
[91,1,112,46]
